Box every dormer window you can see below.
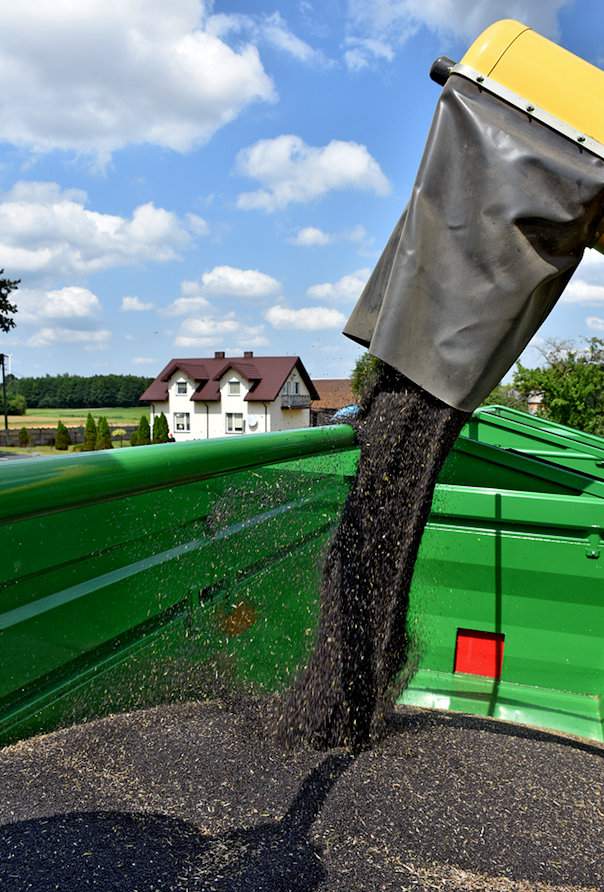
[176,380,187,395]
[228,379,240,396]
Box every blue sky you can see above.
[1,0,603,381]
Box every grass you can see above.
[5,443,130,456]
[6,407,148,429]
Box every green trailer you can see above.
[464,405,604,479]
[0,421,602,747]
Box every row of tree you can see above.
[15,413,172,452]
[6,373,154,409]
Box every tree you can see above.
[351,352,381,401]
[82,413,97,451]
[55,420,72,451]
[481,383,526,411]
[6,393,26,415]
[95,416,113,450]
[0,271,19,333]
[513,338,604,435]
[18,427,29,447]
[137,415,151,446]
[152,412,169,443]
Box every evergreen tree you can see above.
[152,412,170,443]
[95,416,113,450]
[137,415,151,445]
[55,421,72,451]
[82,413,97,451]
[18,427,29,447]
[130,430,139,447]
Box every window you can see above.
[174,412,190,432]
[176,380,187,395]
[225,413,244,434]
[292,379,300,394]
[282,382,289,395]
[228,379,240,396]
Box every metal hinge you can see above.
[585,532,601,560]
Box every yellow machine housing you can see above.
[460,20,604,253]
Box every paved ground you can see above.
[0,701,602,891]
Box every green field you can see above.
[7,407,149,429]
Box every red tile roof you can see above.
[310,379,355,410]
[140,355,319,403]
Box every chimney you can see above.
[243,351,254,358]
[214,351,225,359]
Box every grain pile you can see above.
[277,364,468,749]
[0,701,602,891]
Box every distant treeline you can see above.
[9,373,154,408]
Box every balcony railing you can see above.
[281,394,311,409]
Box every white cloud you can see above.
[16,285,101,324]
[579,248,604,272]
[200,265,281,298]
[307,268,370,302]
[290,227,332,247]
[0,1,275,160]
[0,181,199,283]
[344,37,394,71]
[175,314,268,348]
[236,135,390,211]
[208,10,325,64]
[266,305,346,330]
[28,327,111,348]
[164,296,211,316]
[346,0,570,69]
[289,224,369,246]
[586,316,604,332]
[185,213,210,236]
[121,296,153,312]
[132,356,157,365]
[561,279,604,305]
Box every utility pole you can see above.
[0,353,8,446]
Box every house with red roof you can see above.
[140,351,319,440]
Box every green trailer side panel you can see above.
[1,424,603,747]
[464,405,604,479]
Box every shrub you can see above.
[95,415,113,450]
[112,427,127,447]
[152,412,170,443]
[130,430,139,447]
[137,415,151,446]
[81,413,97,451]
[18,427,29,447]
[55,420,72,451]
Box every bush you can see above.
[152,412,169,443]
[130,430,139,447]
[137,415,151,446]
[95,415,113,450]
[55,420,71,451]
[351,352,381,402]
[81,413,97,451]
[18,427,29,447]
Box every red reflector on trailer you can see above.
[454,629,505,679]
